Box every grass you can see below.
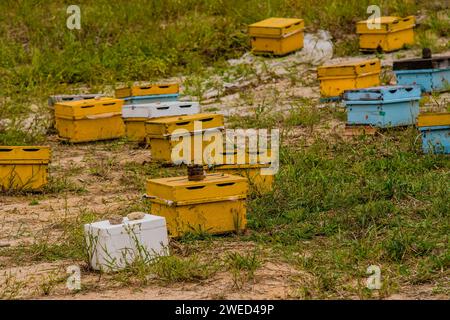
[0,0,449,299]
[245,128,449,297]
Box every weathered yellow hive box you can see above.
[207,164,274,194]
[124,118,148,142]
[317,59,381,98]
[115,83,179,98]
[146,173,247,237]
[0,146,50,191]
[204,146,274,193]
[248,17,304,56]
[417,113,450,127]
[145,113,224,163]
[356,16,415,52]
[55,97,125,143]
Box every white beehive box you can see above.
[122,101,200,118]
[84,214,169,272]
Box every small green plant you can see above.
[225,249,262,289]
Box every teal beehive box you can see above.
[343,85,421,128]
[393,50,450,93]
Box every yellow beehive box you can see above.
[317,59,381,98]
[145,113,224,163]
[146,173,247,237]
[115,83,179,98]
[55,97,125,143]
[356,16,415,52]
[205,146,274,194]
[0,146,50,191]
[207,164,274,194]
[417,113,450,127]
[124,118,147,142]
[248,17,304,56]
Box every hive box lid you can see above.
[146,173,247,205]
[122,101,200,118]
[317,59,380,77]
[343,85,421,103]
[84,214,167,237]
[417,113,450,127]
[115,84,179,99]
[0,146,51,162]
[55,97,123,119]
[356,16,415,34]
[393,55,450,71]
[145,113,224,137]
[48,94,105,107]
[248,18,304,38]
[123,94,179,103]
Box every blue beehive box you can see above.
[417,113,450,154]
[123,94,179,105]
[343,85,422,128]
[393,53,450,93]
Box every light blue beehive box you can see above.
[123,94,179,105]
[395,69,450,93]
[393,53,450,93]
[419,125,450,154]
[343,85,422,128]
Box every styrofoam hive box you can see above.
[84,213,169,272]
[122,101,200,118]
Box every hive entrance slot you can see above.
[217,182,235,187]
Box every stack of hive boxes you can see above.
[54,97,125,143]
[0,146,51,191]
[356,16,415,53]
[417,113,450,154]
[342,85,422,130]
[393,52,450,93]
[116,84,201,143]
[248,17,305,56]
[317,59,381,101]
[145,113,224,163]
[146,170,248,238]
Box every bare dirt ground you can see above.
[1,47,449,300]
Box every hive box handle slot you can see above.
[389,89,398,93]
[217,182,235,187]
[23,148,40,152]
[102,102,116,106]
[158,85,170,89]
[370,62,376,66]
[186,185,205,190]
[62,97,75,101]
[140,86,152,89]
[81,105,94,108]
[200,118,213,122]
[157,106,170,110]
[405,87,413,91]
[176,121,190,126]
[0,148,13,152]
[180,105,192,108]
